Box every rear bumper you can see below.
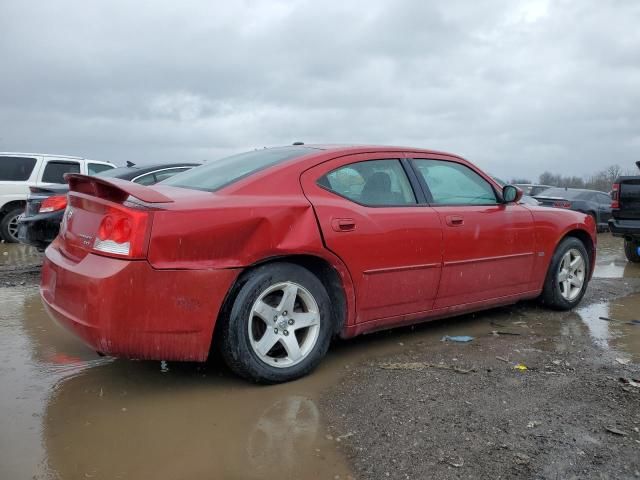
[18,211,63,250]
[608,218,640,240]
[40,243,240,361]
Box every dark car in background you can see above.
[18,162,200,249]
[514,184,553,196]
[534,187,612,232]
[609,161,640,262]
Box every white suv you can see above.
[0,153,115,242]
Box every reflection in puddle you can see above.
[2,277,639,479]
[577,293,640,361]
[593,233,640,279]
[0,243,42,267]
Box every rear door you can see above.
[301,152,443,324]
[410,157,536,308]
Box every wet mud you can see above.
[1,234,639,479]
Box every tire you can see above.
[0,208,23,243]
[219,262,333,383]
[624,239,640,263]
[539,237,590,310]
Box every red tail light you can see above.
[611,183,620,209]
[39,195,68,213]
[93,205,150,259]
[553,201,572,209]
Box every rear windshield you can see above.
[160,147,314,192]
[96,167,138,178]
[536,188,591,200]
[0,156,37,181]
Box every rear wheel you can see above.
[0,208,23,243]
[539,237,590,310]
[219,262,333,383]
[624,239,640,263]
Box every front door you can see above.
[410,158,536,309]
[301,152,443,324]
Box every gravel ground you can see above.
[322,278,640,480]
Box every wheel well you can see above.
[209,255,348,358]
[1,200,26,217]
[562,229,595,269]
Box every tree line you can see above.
[510,164,637,193]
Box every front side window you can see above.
[413,159,497,205]
[41,161,81,184]
[88,163,114,175]
[318,159,416,206]
[0,156,37,181]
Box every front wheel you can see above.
[624,239,640,263]
[539,237,590,310]
[219,262,333,383]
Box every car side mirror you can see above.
[503,185,523,204]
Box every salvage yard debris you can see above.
[605,426,629,436]
[441,335,474,343]
[379,362,476,374]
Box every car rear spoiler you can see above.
[64,173,174,204]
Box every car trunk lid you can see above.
[56,174,173,262]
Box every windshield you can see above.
[160,147,314,192]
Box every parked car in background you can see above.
[491,177,540,205]
[515,184,553,196]
[40,145,596,384]
[534,187,612,232]
[609,161,640,263]
[0,153,115,242]
[18,162,200,250]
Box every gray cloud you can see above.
[1,0,639,179]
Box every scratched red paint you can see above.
[40,145,596,361]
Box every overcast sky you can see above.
[1,0,638,180]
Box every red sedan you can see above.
[41,145,596,383]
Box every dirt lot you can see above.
[1,235,639,479]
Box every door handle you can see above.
[445,215,464,227]
[331,218,356,232]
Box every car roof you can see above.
[296,144,463,158]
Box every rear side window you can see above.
[88,163,114,175]
[41,161,80,183]
[133,172,157,185]
[413,159,497,205]
[161,147,313,192]
[318,160,416,206]
[0,156,37,181]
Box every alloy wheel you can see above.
[557,248,586,301]
[248,281,321,368]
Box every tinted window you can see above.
[161,147,313,192]
[96,167,138,178]
[88,163,114,175]
[413,159,497,205]
[319,160,416,206]
[41,161,80,183]
[0,156,37,181]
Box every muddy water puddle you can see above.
[593,233,640,279]
[0,243,42,268]
[576,293,640,362]
[2,280,640,479]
